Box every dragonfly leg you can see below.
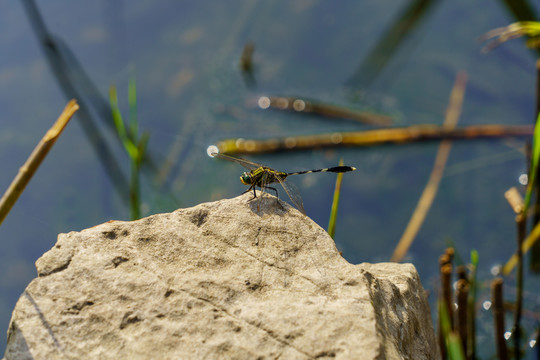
[265,186,279,199]
[242,186,258,201]
[262,186,284,211]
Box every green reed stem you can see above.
[327,159,345,238]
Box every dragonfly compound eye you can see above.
[240,173,252,185]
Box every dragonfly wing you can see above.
[211,152,260,171]
[276,176,306,215]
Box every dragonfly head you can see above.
[240,172,252,185]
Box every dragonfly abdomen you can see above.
[287,166,356,176]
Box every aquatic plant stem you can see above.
[504,188,526,358]
[0,100,79,226]
[456,279,469,356]
[441,263,454,330]
[468,250,479,360]
[391,72,467,262]
[438,254,453,359]
[492,277,509,360]
[513,213,526,360]
[438,252,451,356]
[109,84,148,220]
[531,59,540,272]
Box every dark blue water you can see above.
[1,1,539,357]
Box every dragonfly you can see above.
[211,152,356,214]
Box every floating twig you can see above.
[257,95,392,126]
[213,124,532,155]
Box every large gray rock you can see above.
[4,193,438,359]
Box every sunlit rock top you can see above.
[3,192,438,360]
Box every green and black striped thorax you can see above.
[240,167,288,187]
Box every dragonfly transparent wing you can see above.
[211,152,261,171]
[275,176,306,215]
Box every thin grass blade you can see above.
[128,73,138,141]
[109,85,128,143]
[524,111,540,213]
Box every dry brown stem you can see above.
[0,100,79,226]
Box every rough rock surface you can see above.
[4,193,439,360]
